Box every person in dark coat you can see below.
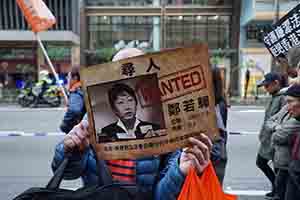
[256,72,286,198]
[278,84,300,200]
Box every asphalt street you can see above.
[0,105,269,200]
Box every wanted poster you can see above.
[81,45,219,159]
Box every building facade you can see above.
[0,0,80,101]
[81,0,241,96]
[240,0,299,97]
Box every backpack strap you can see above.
[47,145,114,190]
[46,157,70,190]
[90,144,113,186]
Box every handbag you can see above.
[177,162,237,200]
[12,146,145,200]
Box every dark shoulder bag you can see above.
[12,146,142,200]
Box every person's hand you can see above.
[64,120,90,153]
[179,134,212,176]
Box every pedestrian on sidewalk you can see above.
[256,72,286,199]
[269,84,300,200]
[268,105,291,200]
[210,67,228,186]
[60,66,86,134]
[279,84,300,200]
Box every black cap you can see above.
[283,84,300,97]
[257,72,281,87]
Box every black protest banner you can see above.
[264,3,300,58]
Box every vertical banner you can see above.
[16,0,56,32]
[81,45,219,160]
[264,3,300,58]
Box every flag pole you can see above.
[35,33,68,105]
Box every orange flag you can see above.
[16,0,56,33]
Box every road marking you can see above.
[229,131,258,135]
[230,106,265,109]
[0,130,259,137]
[0,107,64,112]
[237,110,265,113]
[0,131,24,136]
[0,131,64,137]
[225,190,269,196]
[0,131,260,136]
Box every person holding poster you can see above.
[52,48,212,200]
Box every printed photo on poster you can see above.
[87,73,166,143]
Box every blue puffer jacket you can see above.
[52,142,185,200]
[60,89,85,134]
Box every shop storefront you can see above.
[82,0,241,95]
[0,45,72,102]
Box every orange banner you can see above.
[16,0,56,33]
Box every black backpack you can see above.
[12,147,152,200]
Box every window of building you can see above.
[86,0,233,6]
[246,25,258,40]
[166,15,230,49]
[88,14,231,62]
[46,46,71,61]
[0,0,75,31]
[0,49,35,60]
[166,0,232,6]
[88,16,157,63]
[86,0,156,6]
[246,24,272,42]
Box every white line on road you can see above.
[230,106,265,109]
[22,132,65,137]
[0,107,65,112]
[236,110,265,113]
[0,131,24,136]
[225,190,269,196]
[0,130,260,136]
[0,131,64,137]
[229,131,259,135]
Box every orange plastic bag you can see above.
[178,162,237,200]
